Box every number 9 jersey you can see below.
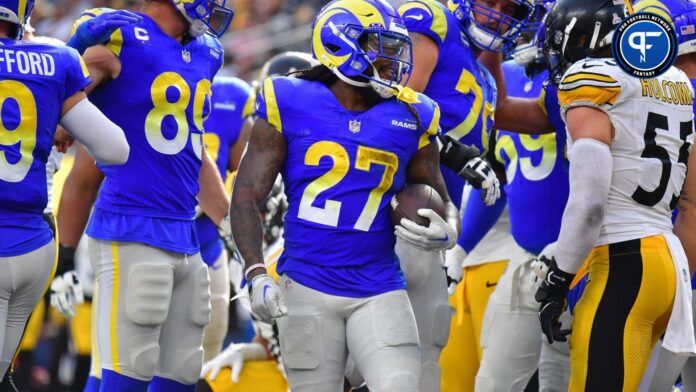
[256,76,439,298]
[0,40,90,257]
[78,9,224,254]
[558,58,695,244]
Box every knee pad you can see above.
[125,264,174,326]
[431,304,453,349]
[191,262,211,327]
[278,315,321,370]
[125,333,160,380]
[372,292,419,348]
[380,370,420,392]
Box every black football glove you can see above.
[438,135,500,206]
[534,256,574,344]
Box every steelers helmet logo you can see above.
[612,12,678,78]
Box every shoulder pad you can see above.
[398,0,450,44]
[558,58,623,112]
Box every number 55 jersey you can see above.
[558,58,694,244]
[256,77,439,298]
[79,10,224,254]
[0,40,90,256]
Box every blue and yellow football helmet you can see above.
[642,0,696,55]
[449,0,534,51]
[0,0,35,39]
[170,0,234,38]
[311,0,413,98]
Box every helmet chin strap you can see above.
[333,67,371,88]
[368,64,397,99]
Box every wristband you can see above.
[245,263,266,278]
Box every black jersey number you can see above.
[631,112,692,207]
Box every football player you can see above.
[633,1,696,390]
[231,0,459,390]
[0,0,129,386]
[535,0,696,391]
[396,0,532,389]
[57,1,234,390]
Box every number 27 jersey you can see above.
[256,77,439,297]
[558,59,694,244]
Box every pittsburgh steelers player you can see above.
[535,0,696,391]
[395,0,532,389]
[53,0,234,390]
[231,0,460,390]
[0,0,129,387]
[631,1,696,390]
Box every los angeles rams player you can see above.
[0,0,129,385]
[396,0,531,389]
[231,1,460,390]
[59,0,234,390]
[536,0,696,390]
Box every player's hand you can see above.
[249,274,287,323]
[444,244,467,295]
[53,127,74,153]
[534,257,574,344]
[460,158,500,206]
[395,209,458,252]
[201,342,267,383]
[531,242,556,286]
[50,271,85,318]
[218,214,232,238]
[68,10,142,54]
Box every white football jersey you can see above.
[558,58,695,245]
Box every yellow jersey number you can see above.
[298,141,398,232]
[446,69,494,150]
[145,72,212,157]
[495,133,557,183]
[0,81,37,183]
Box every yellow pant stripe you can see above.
[110,242,121,373]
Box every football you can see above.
[390,183,447,227]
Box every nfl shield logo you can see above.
[182,50,191,63]
[349,119,361,134]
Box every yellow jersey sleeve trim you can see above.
[242,90,256,118]
[537,87,548,117]
[105,29,124,58]
[78,55,90,78]
[418,132,431,149]
[558,85,621,108]
[398,0,448,42]
[262,78,282,133]
[561,71,618,86]
[426,104,441,136]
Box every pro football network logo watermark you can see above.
[612,12,678,78]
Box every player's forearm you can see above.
[495,97,554,134]
[554,139,613,274]
[199,150,230,226]
[230,191,266,279]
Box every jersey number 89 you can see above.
[145,72,211,156]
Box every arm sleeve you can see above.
[457,188,507,253]
[554,138,613,274]
[59,98,129,165]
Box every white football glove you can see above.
[218,213,232,238]
[200,342,267,382]
[444,244,467,296]
[249,274,288,323]
[50,271,84,318]
[461,158,501,206]
[531,242,556,287]
[395,209,458,252]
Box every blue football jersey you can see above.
[0,39,90,257]
[399,0,497,208]
[256,77,439,297]
[81,10,223,254]
[197,76,252,265]
[494,61,569,254]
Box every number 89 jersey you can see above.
[81,10,223,254]
[558,58,695,245]
[256,77,439,297]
